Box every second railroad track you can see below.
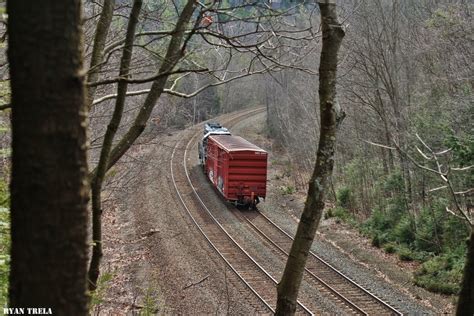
[171,108,403,315]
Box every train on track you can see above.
[198,122,268,208]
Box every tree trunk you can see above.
[103,0,197,173]
[275,1,345,314]
[8,0,89,313]
[88,0,143,291]
[88,0,195,289]
[456,230,474,315]
[87,0,116,108]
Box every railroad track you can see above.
[197,111,404,315]
[237,210,403,315]
[174,108,402,315]
[170,108,312,315]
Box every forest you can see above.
[0,0,472,315]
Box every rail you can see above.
[170,108,312,315]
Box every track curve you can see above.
[170,108,312,315]
[173,108,403,315]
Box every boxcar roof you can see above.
[210,135,267,153]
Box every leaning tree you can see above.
[275,0,345,314]
[84,0,317,290]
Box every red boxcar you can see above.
[204,135,267,206]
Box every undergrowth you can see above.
[89,271,114,309]
[327,171,469,295]
[0,179,10,307]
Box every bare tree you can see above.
[367,130,473,314]
[275,1,345,314]
[410,136,473,315]
[84,0,317,290]
[88,0,143,291]
[8,0,89,312]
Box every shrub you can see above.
[414,251,465,294]
[371,234,382,248]
[364,208,392,232]
[383,171,405,194]
[370,232,389,248]
[89,271,114,309]
[415,205,445,253]
[336,187,352,209]
[333,207,349,219]
[383,243,397,254]
[441,206,469,251]
[414,274,459,294]
[398,246,415,261]
[385,196,407,218]
[407,250,434,263]
[393,215,416,245]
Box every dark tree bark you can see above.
[88,0,142,291]
[275,1,345,314]
[8,0,89,313]
[457,230,474,316]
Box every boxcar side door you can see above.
[216,147,225,194]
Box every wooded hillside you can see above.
[0,0,472,314]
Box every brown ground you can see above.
[96,113,261,315]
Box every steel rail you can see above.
[255,210,403,315]
[170,134,274,314]
[239,213,368,315]
[182,115,313,315]
[183,108,402,315]
[170,108,312,314]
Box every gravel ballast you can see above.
[231,111,453,315]
[99,109,453,314]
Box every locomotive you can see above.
[198,122,268,207]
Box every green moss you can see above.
[279,185,295,195]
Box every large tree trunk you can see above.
[456,230,474,315]
[275,1,345,314]
[8,0,89,313]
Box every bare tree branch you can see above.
[366,133,473,228]
[92,89,150,106]
[0,103,11,111]
[87,67,208,87]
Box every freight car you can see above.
[198,122,267,208]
